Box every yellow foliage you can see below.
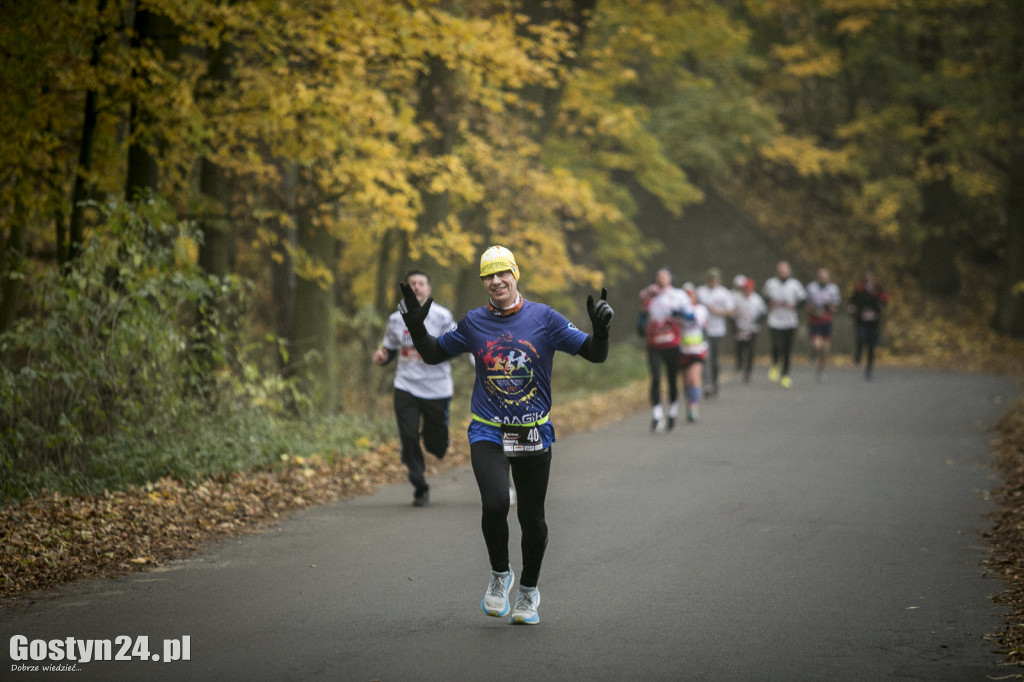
[759,135,851,177]
[174,233,199,267]
[416,217,479,269]
[835,15,874,36]
[822,0,892,14]
[771,43,841,78]
[949,165,1000,199]
[0,0,848,363]
[288,245,334,290]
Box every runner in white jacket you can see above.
[762,261,806,388]
[696,267,735,397]
[733,277,767,383]
[805,267,842,381]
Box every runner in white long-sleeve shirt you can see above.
[762,261,806,388]
[732,277,767,384]
[696,267,735,397]
[805,267,842,381]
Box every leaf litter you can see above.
[0,383,646,606]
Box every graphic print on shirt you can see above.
[477,331,540,408]
[400,329,422,360]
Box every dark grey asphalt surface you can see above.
[1,366,1018,681]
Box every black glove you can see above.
[398,281,433,330]
[586,287,613,335]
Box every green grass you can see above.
[552,340,648,402]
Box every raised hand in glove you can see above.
[586,287,614,335]
[398,281,433,330]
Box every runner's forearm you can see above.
[577,332,608,363]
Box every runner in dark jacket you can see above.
[849,268,890,381]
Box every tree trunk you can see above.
[197,41,235,280]
[413,56,456,259]
[0,197,27,336]
[915,175,962,296]
[198,157,232,276]
[271,164,298,375]
[67,87,99,263]
[994,150,1024,337]
[124,3,177,200]
[915,233,960,296]
[65,0,108,265]
[374,228,397,315]
[292,187,338,411]
[912,28,961,297]
[188,40,237,394]
[992,1,1024,338]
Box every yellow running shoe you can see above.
[781,375,792,388]
[768,365,780,382]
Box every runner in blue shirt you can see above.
[397,245,613,625]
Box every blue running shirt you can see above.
[438,300,589,451]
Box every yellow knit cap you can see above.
[479,245,519,280]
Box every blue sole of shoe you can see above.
[481,599,511,618]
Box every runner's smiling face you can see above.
[482,270,518,308]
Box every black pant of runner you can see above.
[769,327,796,376]
[647,346,681,406]
[736,333,758,380]
[706,336,724,393]
[394,389,450,494]
[855,322,881,376]
[471,441,551,588]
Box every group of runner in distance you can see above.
[638,260,890,432]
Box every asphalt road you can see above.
[1,366,1018,681]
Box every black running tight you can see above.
[736,335,757,377]
[855,323,880,370]
[470,441,551,588]
[769,327,796,376]
[647,347,681,406]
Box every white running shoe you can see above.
[509,585,541,625]
[481,567,515,617]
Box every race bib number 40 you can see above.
[501,424,544,453]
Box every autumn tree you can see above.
[0,2,90,331]
[735,0,1024,337]
[533,0,777,297]
[957,0,1024,337]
